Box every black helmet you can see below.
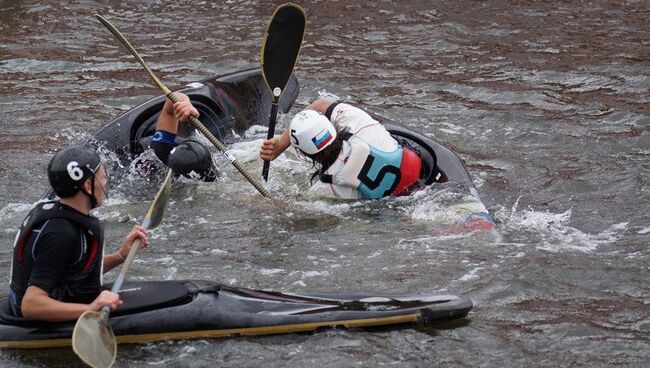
[48,145,102,198]
[167,140,217,182]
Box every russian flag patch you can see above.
[311,129,333,149]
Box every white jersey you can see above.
[307,103,399,200]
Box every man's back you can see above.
[9,203,103,317]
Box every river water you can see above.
[1,1,649,367]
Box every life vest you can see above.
[9,201,104,316]
[319,133,422,199]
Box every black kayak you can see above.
[0,280,472,348]
[92,67,299,164]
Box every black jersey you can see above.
[8,201,104,317]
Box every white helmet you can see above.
[289,110,337,155]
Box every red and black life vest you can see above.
[8,201,104,316]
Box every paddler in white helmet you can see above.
[260,99,424,199]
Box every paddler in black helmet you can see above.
[150,92,218,181]
[8,146,149,321]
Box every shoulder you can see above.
[47,217,81,230]
[329,103,360,120]
[331,103,373,117]
[36,218,82,244]
[30,218,83,263]
[328,103,379,133]
[305,98,337,114]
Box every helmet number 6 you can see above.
[67,161,84,181]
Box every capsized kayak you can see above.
[94,67,299,156]
[0,280,472,349]
[89,67,494,230]
[380,121,495,231]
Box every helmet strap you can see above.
[83,176,98,209]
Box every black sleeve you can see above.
[324,101,342,121]
[151,141,174,165]
[27,229,78,295]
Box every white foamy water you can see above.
[497,207,626,253]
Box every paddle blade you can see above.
[142,169,173,229]
[72,311,116,368]
[260,3,306,101]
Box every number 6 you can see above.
[67,161,84,181]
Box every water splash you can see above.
[496,206,626,253]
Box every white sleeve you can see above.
[329,103,398,152]
[329,103,376,133]
[307,180,362,200]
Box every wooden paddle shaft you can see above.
[95,14,271,199]
[109,238,142,296]
[164,93,272,198]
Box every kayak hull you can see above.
[382,121,496,231]
[93,67,299,158]
[0,280,472,349]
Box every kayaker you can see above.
[150,92,218,181]
[260,99,423,199]
[8,145,149,321]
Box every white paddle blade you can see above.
[72,311,117,368]
[142,169,173,229]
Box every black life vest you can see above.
[8,201,104,316]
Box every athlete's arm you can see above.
[103,225,149,272]
[21,286,121,321]
[307,180,361,200]
[155,92,198,134]
[260,98,337,161]
[260,129,291,161]
[152,93,199,164]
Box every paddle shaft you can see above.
[101,166,172,311]
[95,14,271,198]
[98,237,142,314]
[261,101,278,181]
[165,93,272,197]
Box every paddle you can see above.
[72,169,173,368]
[260,3,306,181]
[95,14,272,198]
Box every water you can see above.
[1,1,649,367]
